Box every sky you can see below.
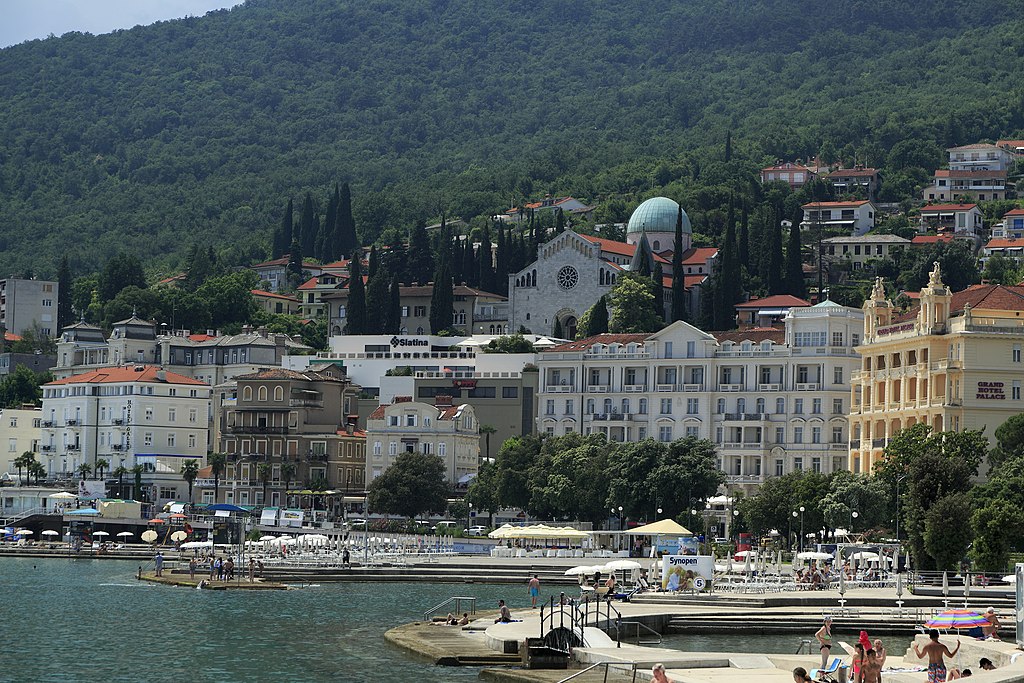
[1,1,244,49]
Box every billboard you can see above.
[280,509,304,527]
[656,536,699,555]
[77,479,107,500]
[662,554,714,592]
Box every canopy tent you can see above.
[48,492,77,500]
[623,519,693,536]
[488,523,590,540]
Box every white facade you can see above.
[40,366,211,505]
[0,407,42,479]
[0,278,58,337]
[365,399,479,485]
[801,201,876,236]
[535,303,864,493]
[822,234,910,270]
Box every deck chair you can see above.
[810,657,842,682]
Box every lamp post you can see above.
[850,510,859,535]
[799,506,806,553]
[790,511,796,552]
[732,509,740,547]
[895,474,907,544]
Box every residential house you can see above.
[501,196,594,223]
[252,290,301,316]
[0,406,42,478]
[826,167,881,200]
[800,201,876,236]
[735,295,811,329]
[821,234,910,271]
[991,209,1024,239]
[923,143,1014,202]
[0,278,58,337]
[761,162,817,189]
[249,256,324,293]
[919,204,983,236]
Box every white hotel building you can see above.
[536,302,864,493]
[41,365,211,504]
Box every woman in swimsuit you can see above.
[815,616,833,669]
[851,643,865,682]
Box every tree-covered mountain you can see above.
[1,0,1023,277]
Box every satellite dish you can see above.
[141,530,158,543]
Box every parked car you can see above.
[347,519,367,527]
[465,526,487,536]
[432,521,458,532]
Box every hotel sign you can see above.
[877,323,915,336]
[390,336,429,348]
[977,381,1006,400]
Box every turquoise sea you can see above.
[0,557,796,682]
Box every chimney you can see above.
[156,369,167,382]
[434,394,453,407]
[345,414,357,435]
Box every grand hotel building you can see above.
[850,263,1024,473]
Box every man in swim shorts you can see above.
[913,629,960,682]
[528,574,540,608]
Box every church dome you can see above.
[627,197,691,236]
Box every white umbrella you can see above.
[850,551,878,561]
[93,531,109,537]
[839,570,847,597]
[605,559,642,571]
[963,573,971,607]
[41,529,59,537]
[16,529,33,536]
[798,551,832,561]
[49,492,77,500]
[735,550,757,557]
[743,551,752,574]
[259,535,278,542]
[117,531,134,538]
[180,540,213,550]
[141,530,158,543]
[725,557,733,573]
[942,570,949,597]
[564,565,601,576]
[170,530,188,542]
[1002,575,1016,583]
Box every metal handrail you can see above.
[557,661,640,683]
[609,620,662,645]
[422,596,477,621]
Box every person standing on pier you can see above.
[814,616,832,669]
[154,551,164,577]
[528,574,540,608]
[913,630,960,683]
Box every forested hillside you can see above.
[1,0,1023,276]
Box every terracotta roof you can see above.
[156,274,186,286]
[893,284,1024,323]
[544,333,649,353]
[250,256,321,269]
[251,289,298,302]
[735,295,811,309]
[45,365,209,386]
[712,328,785,344]
[505,197,585,214]
[297,276,320,291]
[187,333,215,342]
[984,239,1024,249]
[827,168,878,178]
[996,140,1024,149]
[680,247,718,265]
[1004,209,1024,217]
[235,368,345,383]
[762,163,813,172]
[368,405,388,420]
[947,143,1005,152]
[661,274,709,290]
[934,169,1006,179]
[801,200,871,209]
[583,236,669,263]
[335,428,367,438]
[911,235,954,245]
[920,204,978,212]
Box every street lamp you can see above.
[895,474,908,545]
[799,506,806,553]
[732,509,740,546]
[790,511,797,551]
[850,510,859,534]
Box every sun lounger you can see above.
[810,657,843,681]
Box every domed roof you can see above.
[627,197,691,235]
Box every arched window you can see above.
[273,386,283,402]
[621,398,630,414]
[717,398,725,414]
[242,386,252,401]
[338,304,346,318]
[603,398,613,414]
[737,398,745,414]
[257,386,267,401]
[756,397,765,414]
[776,397,785,414]
[586,398,595,414]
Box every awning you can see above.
[167,503,186,514]
[457,473,476,484]
[623,519,693,536]
[66,508,100,515]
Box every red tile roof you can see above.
[911,235,954,245]
[934,169,1006,179]
[984,238,1024,249]
[250,256,322,269]
[235,368,346,383]
[680,247,718,265]
[45,365,209,386]
[827,168,878,178]
[735,295,811,309]
[801,200,871,209]
[762,163,813,173]
[251,289,298,302]
[156,273,186,286]
[920,204,978,212]
[996,140,1024,150]
[712,328,785,344]
[187,333,215,342]
[583,236,669,263]
[894,284,1024,323]
[661,274,710,289]
[1004,209,1024,217]
[297,276,320,291]
[544,333,649,353]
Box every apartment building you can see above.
[0,278,58,337]
[800,201,876,237]
[761,162,817,189]
[919,204,983,236]
[365,396,479,486]
[0,406,42,477]
[536,303,864,494]
[826,167,881,201]
[251,289,300,316]
[210,366,364,507]
[851,267,1024,474]
[822,234,910,271]
[991,209,1024,239]
[40,366,211,505]
[923,143,1015,202]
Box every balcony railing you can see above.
[590,413,633,422]
[726,474,764,484]
[758,383,781,392]
[848,440,861,449]
[227,425,289,435]
[623,384,646,392]
[681,384,704,392]
[66,419,79,426]
[112,444,124,451]
[42,421,54,428]
[586,385,609,393]
[112,418,124,426]
[40,445,54,452]
[656,383,677,392]
[719,384,743,392]
[721,442,765,449]
[796,383,820,391]
[289,399,324,408]
[545,384,575,393]
[871,438,887,448]
[723,413,769,421]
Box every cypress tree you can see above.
[477,226,495,293]
[764,209,783,294]
[287,239,304,287]
[383,273,402,334]
[555,208,565,233]
[738,205,750,271]
[345,251,367,334]
[529,211,540,256]
[388,239,408,283]
[713,219,742,330]
[461,236,477,287]
[407,219,434,285]
[274,198,293,259]
[553,318,563,339]
[670,206,687,322]
[696,272,716,331]
[652,263,666,322]
[364,263,390,334]
[725,130,733,162]
[320,185,339,262]
[589,294,609,335]
[299,193,317,258]
[429,260,454,334]
[785,223,807,298]
[336,183,357,259]
[56,254,73,328]
[367,245,378,279]
[495,223,509,296]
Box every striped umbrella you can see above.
[925,609,989,631]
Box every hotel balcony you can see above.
[722,413,770,422]
[545,384,575,393]
[726,474,764,484]
[227,425,290,435]
[589,413,635,423]
[720,441,766,450]
[757,383,781,392]
[796,383,820,391]
[681,384,704,392]
[719,383,743,392]
[623,384,646,393]
[586,385,609,393]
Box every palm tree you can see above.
[281,461,297,486]
[113,466,129,498]
[75,463,92,480]
[94,458,109,481]
[257,463,271,504]
[479,424,497,462]
[208,452,227,504]
[180,460,200,504]
[130,464,145,501]
[14,451,35,483]
[29,460,46,485]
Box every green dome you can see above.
[627,197,691,235]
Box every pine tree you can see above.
[364,262,390,334]
[336,183,357,259]
[184,243,213,290]
[670,207,687,322]
[56,254,73,328]
[299,193,317,258]
[407,219,433,285]
[429,260,454,334]
[785,223,807,298]
[725,130,733,162]
[495,223,509,296]
[477,226,495,293]
[345,251,367,334]
[273,198,293,259]
[652,263,666,321]
[383,273,402,334]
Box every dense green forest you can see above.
[2,0,1024,277]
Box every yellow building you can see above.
[850,263,1024,474]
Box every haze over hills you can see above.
[1,0,1023,276]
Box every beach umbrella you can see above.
[725,557,733,573]
[41,529,59,537]
[16,529,33,536]
[850,551,877,561]
[798,551,833,561]
[963,573,971,607]
[1002,575,1016,583]
[141,530,158,543]
[564,565,597,576]
[259,535,277,542]
[49,492,76,500]
[925,609,988,631]
[605,559,642,571]
[743,551,752,575]
[117,531,134,538]
[897,573,904,599]
[839,570,847,599]
[942,571,949,597]
[170,531,188,542]
[93,531,109,537]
